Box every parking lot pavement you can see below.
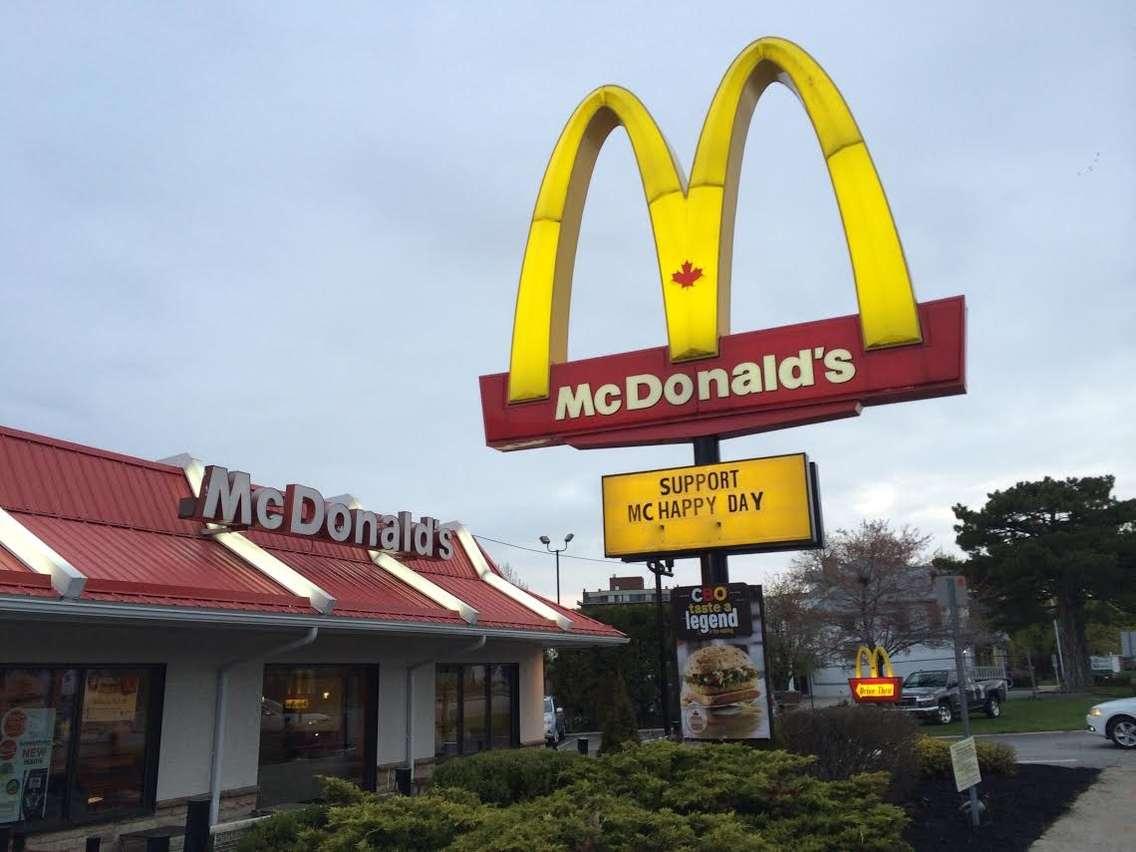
[962,731,1134,769]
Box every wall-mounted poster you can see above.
[673,584,774,741]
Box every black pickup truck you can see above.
[896,669,1008,725]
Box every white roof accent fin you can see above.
[446,522,573,631]
[371,551,479,625]
[330,495,478,626]
[163,453,336,615]
[0,506,86,599]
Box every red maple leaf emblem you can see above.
[671,260,703,288]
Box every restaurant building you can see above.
[0,424,624,850]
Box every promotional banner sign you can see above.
[601,454,821,560]
[848,645,903,704]
[675,585,773,741]
[479,36,966,452]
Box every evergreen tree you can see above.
[944,476,1136,690]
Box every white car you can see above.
[1086,696,1136,749]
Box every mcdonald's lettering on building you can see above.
[480,37,966,451]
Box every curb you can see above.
[931,730,1086,739]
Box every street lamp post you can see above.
[539,533,573,606]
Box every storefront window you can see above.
[489,665,516,750]
[257,664,377,808]
[434,664,518,760]
[0,666,162,832]
[461,666,488,755]
[434,668,459,759]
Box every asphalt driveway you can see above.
[952,730,1134,769]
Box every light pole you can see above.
[539,533,573,605]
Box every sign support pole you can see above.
[692,436,729,584]
[648,558,675,737]
[947,578,981,828]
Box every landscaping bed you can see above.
[234,707,1103,851]
[903,763,1100,850]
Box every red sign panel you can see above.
[480,297,965,451]
[848,677,905,704]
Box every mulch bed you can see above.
[903,764,1100,850]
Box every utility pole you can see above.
[647,558,675,736]
[539,533,574,605]
[1052,619,1066,692]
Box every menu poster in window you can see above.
[675,586,773,742]
[82,673,139,723]
[0,708,55,823]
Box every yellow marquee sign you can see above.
[508,36,922,403]
[601,453,821,560]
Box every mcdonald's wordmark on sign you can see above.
[479,37,966,451]
[601,454,821,560]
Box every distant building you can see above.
[582,575,671,606]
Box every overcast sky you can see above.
[1,2,1133,605]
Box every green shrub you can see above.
[916,736,1017,777]
[317,788,486,852]
[599,675,641,753]
[430,747,582,805]
[234,804,328,852]
[316,774,368,805]
[776,705,921,799]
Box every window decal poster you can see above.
[0,707,55,823]
[82,673,139,723]
[674,585,774,741]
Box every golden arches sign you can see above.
[508,37,922,403]
[853,645,896,680]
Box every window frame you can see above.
[434,663,519,760]
[0,663,166,835]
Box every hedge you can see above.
[238,742,910,851]
[430,748,581,805]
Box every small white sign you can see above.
[949,736,982,793]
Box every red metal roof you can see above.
[0,425,622,640]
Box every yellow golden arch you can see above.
[853,645,896,679]
[508,37,922,403]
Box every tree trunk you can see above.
[1057,602,1092,691]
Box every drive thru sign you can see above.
[848,645,903,704]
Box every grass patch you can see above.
[929,690,1126,735]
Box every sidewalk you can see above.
[1030,767,1136,851]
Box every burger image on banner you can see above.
[681,644,760,707]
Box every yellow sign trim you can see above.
[508,37,922,403]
